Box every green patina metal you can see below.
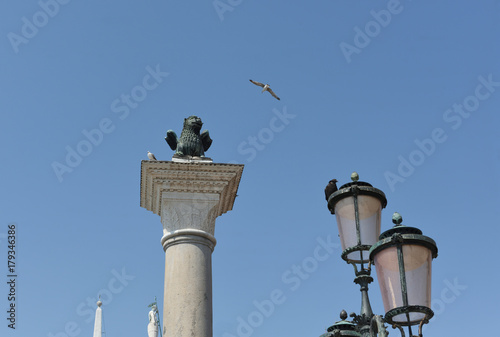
[369,225,438,262]
[165,116,213,158]
[320,311,362,337]
[327,181,387,215]
[340,245,373,263]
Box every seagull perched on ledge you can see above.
[147,151,157,161]
[249,79,280,100]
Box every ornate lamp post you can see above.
[324,173,438,337]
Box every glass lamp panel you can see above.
[334,195,381,262]
[374,244,433,323]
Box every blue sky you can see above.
[0,0,499,336]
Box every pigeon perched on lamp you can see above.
[324,179,338,201]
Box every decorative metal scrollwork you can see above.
[370,315,389,337]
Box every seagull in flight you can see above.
[249,79,280,100]
[147,151,157,161]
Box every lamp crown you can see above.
[350,172,359,182]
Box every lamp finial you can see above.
[392,212,403,225]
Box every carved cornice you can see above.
[140,160,244,218]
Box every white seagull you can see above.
[147,151,157,161]
[249,79,280,100]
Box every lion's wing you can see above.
[200,130,212,152]
[165,130,178,150]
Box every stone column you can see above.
[140,161,244,337]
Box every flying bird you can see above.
[324,179,338,201]
[147,151,157,161]
[249,79,280,100]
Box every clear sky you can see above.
[1,1,499,336]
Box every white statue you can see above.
[147,304,159,337]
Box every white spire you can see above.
[93,299,103,337]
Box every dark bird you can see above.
[324,179,338,201]
[249,79,280,100]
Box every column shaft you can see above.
[162,231,215,337]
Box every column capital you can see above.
[140,161,244,231]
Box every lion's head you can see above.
[183,116,203,133]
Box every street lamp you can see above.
[324,173,438,337]
[370,212,437,336]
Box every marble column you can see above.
[140,161,244,337]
